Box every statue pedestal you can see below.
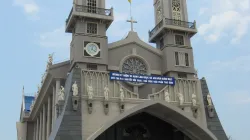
[191,105,198,118]
[72,95,80,111]
[207,105,215,118]
[103,100,109,115]
[56,100,65,116]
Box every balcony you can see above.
[149,18,197,43]
[65,5,114,33]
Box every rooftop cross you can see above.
[127,17,137,31]
[127,0,137,31]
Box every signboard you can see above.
[110,72,175,85]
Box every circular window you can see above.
[121,56,150,86]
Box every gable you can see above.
[108,32,162,74]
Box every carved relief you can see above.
[87,85,94,100]
[192,93,197,107]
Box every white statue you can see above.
[72,81,78,96]
[177,92,184,106]
[192,93,197,106]
[87,85,94,100]
[120,88,124,102]
[58,86,65,101]
[34,93,37,99]
[104,86,109,101]
[207,93,212,106]
[164,89,170,102]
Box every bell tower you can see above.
[66,0,114,70]
[149,0,197,78]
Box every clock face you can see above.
[85,43,100,56]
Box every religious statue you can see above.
[87,85,94,100]
[34,93,38,100]
[104,86,109,101]
[192,93,197,106]
[207,93,212,106]
[48,54,53,64]
[58,86,65,101]
[37,84,41,93]
[164,89,170,102]
[41,73,46,84]
[72,81,78,96]
[120,88,125,102]
[177,92,184,106]
[30,100,34,110]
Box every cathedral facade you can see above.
[16,0,228,140]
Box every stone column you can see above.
[52,86,55,130]
[36,118,39,140]
[47,96,51,139]
[55,79,61,118]
[42,104,46,140]
[39,112,42,140]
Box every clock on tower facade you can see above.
[66,0,114,71]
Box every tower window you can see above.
[175,35,184,45]
[87,64,97,70]
[175,52,189,67]
[87,0,97,13]
[87,23,97,34]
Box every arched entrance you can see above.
[87,101,217,140]
[95,112,191,140]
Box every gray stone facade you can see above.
[16,0,228,140]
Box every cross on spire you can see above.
[127,17,137,31]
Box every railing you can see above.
[165,18,196,29]
[149,18,196,38]
[66,5,112,26]
[149,19,164,38]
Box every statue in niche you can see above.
[58,86,65,101]
[164,89,170,102]
[72,81,78,96]
[177,92,184,106]
[207,93,212,106]
[104,85,109,101]
[192,93,197,106]
[87,85,94,100]
[120,87,125,102]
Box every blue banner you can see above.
[110,72,175,85]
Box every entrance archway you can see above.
[87,101,217,140]
[95,112,191,140]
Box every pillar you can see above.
[47,96,51,139]
[42,104,46,140]
[55,79,61,118]
[36,118,39,140]
[33,123,36,140]
[52,86,55,130]
[39,113,42,140]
